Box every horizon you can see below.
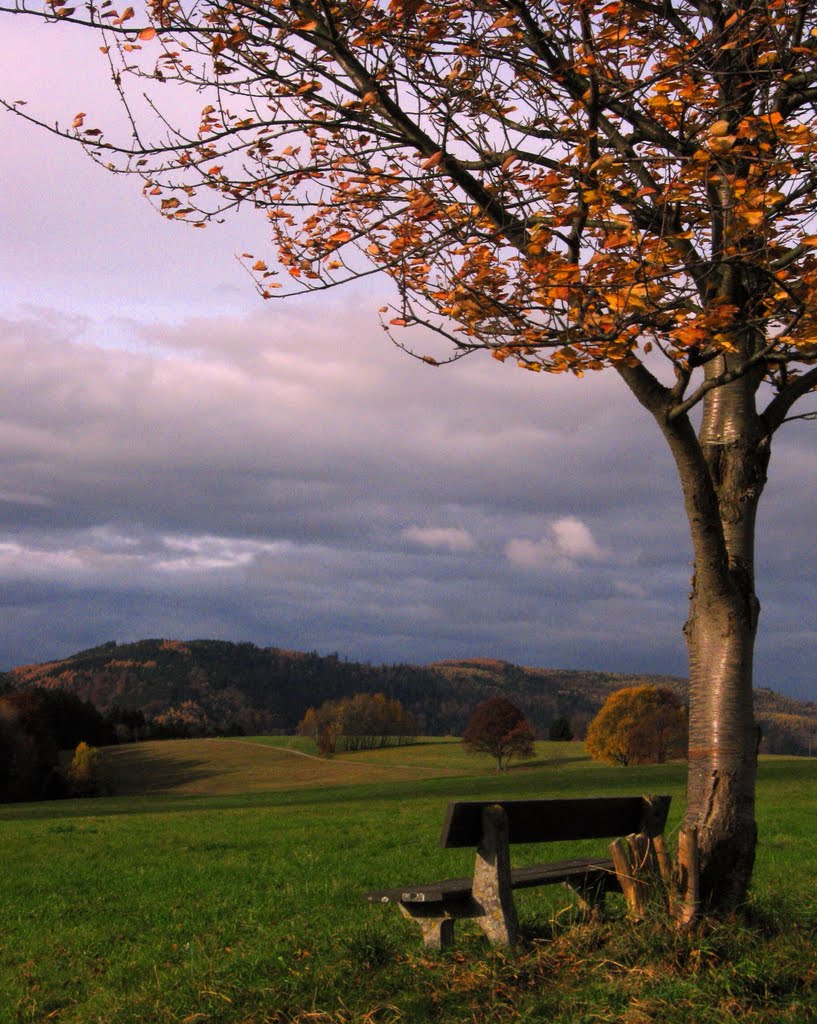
[0,633,796,696]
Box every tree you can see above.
[105,705,148,743]
[297,692,417,751]
[67,741,104,797]
[0,691,61,802]
[2,0,816,911]
[462,697,535,771]
[32,687,114,749]
[548,717,574,742]
[586,686,687,767]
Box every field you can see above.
[1,739,815,1024]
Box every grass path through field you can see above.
[236,737,447,771]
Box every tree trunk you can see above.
[684,566,759,908]
[682,364,768,909]
[617,355,770,912]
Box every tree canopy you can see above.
[548,716,574,742]
[297,691,417,752]
[462,696,535,770]
[585,684,688,766]
[2,0,816,392]
[3,0,817,912]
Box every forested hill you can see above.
[3,639,815,752]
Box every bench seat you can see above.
[366,856,618,906]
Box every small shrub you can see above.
[68,741,104,797]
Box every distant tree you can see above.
[757,712,817,756]
[339,692,417,750]
[296,707,319,740]
[568,712,594,743]
[0,710,21,802]
[316,726,337,758]
[548,717,574,742]
[67,742,104,797]
[462,697,535,772]
[35,688,114,749]
[151,700,211,738]
[105,706,148,744]
[586,686,687,767]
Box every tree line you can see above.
[5,640,688,742]
[297,692,417,755]
[0,686,112,802]
[5,640,813,757]
[0,675,793,808]
[0,681,225,802]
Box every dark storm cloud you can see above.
[0,301,813,699]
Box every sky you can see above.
[0,20,815,700]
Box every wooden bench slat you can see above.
[440,795,670,847]
[365,877,473,905]
[364,856,618,905]
[510,856,617,890]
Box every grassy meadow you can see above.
[1,739,815,1024]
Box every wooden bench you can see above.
[364,794,671,949]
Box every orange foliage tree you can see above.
[297,692,416,752]
[585,685,688,766]
[3,0,817,911]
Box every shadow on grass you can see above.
[509,756,589,771]
[0,759,693,824]
[106,746,218,795]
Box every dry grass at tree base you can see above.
[374,903,817,1024]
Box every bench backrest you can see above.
[439,795,670,848]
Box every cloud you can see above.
[505,516,606,571]
[402,526,476,552]
[155,535,286,573]
[612,579,649,600]
[551,517,604,559]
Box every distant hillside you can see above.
[5,639,816,753]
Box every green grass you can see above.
[1,741,815,1023]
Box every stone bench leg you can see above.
[398,905,455,950]
[472,804,518,947]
